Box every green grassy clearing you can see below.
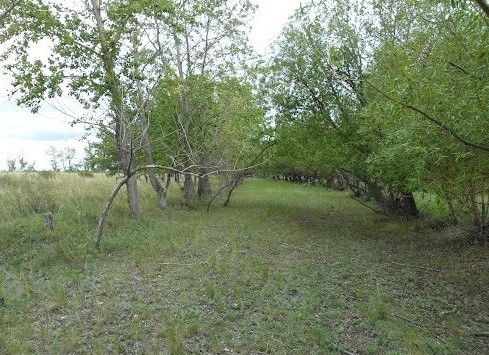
[1,173,488,354]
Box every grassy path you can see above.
[1,175,488,353]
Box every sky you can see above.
[0,0,303,170]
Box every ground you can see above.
[0,173,488,354]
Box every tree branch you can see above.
[297,75,338,129]
[473,0,489,18]
[351,195,390,216]
[95,163,266,249]
[365,79,489,153]
[0,0,22,23]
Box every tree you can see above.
[363,0,489,239]
[17,151,35,171]
[0,0,177,217]
[6,158,15,172]
[265,0,419,216]
[147,0,256,205]
[45,146,60,171]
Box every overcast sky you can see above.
[0,0,303,170]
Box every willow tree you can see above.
[363,0,489,239]
[266,0,419,216]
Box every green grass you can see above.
[1,172,488,354]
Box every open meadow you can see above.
[1,172,488,354]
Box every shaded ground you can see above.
[1,175,488,353]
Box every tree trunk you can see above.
[474,0,489,18]
[175,39,195,206]
[468,192,489,242]
[133,34,167,209]
[121,148,141,217]
[197,153,212,199]
[126,175,140,217]
[369,181,384,203]
[398,191,419,217]
[224,173,244,207]
[182,172,195,205]
[141,137,167,209]
[139,99,167,209]
[90,0,140,217]
[198,173,212,199]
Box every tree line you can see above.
[1,0,265,220]
[262,0,489,242]
[2,0,489,243]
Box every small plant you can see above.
[372,291,390,321]
[261,264,270,283]
[359,288,391,325]
[184,321,200,337]
[203,278,216,300]
[165,325,185,355]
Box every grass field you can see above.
[1,172,488,354]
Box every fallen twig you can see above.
[473,332,489,337]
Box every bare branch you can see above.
[95,175,129,249]
[351,195,390,216]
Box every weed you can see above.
[203,278,216,300]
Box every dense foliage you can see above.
[264,0,489,240]
[2,0,489,240]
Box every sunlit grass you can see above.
[0,172,488,353]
